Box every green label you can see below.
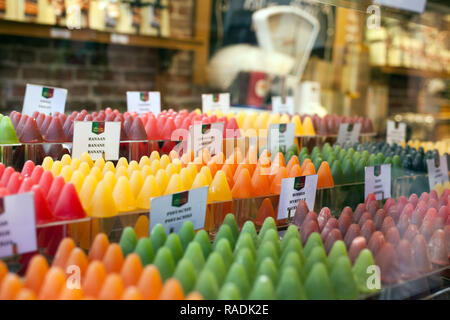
[140,92,149,102]
[42,87,54,99]
[91,122,105,135]
[172,191,189,207]
[294,176,306,191]
[202,124,211,134]
[279,123,287,133]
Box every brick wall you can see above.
[0,0,203,114]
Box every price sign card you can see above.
[277,174,318,220]
[22,84,67,116]
[0,193,37,258]
[386,120,406,145]
[268,123,295,157]
[336,123,361,145]
[202,93,230,113]
[149,187,208,234]
[427,155,449,189]
[127,91,161,114]
[187,122,224,157]
[72,121,121,161]
[365,164,391,201]
[272,96,294,115]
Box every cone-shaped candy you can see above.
[54,183,86,220]
[38,267,66,300]
[136,175,161,210]
[194,269,219,300]
[194,230,212,259]
[330,256,358,300]
[218,283,242,300]
[138,266,163,300]
[173,259,197,295]
[78,174,99,211]
[0,116,19,144]
[304,262,335,299]
[134,238,154,266]
[183,242,205,275]
[150,224,166,253]
[165,233,184,263]
[158,278,185,300]
[52,238,76,268]
[102,243,124,273]
[224,263,251,298]
[90,181,118,218]
[396,240,418,280]
[88,233,110,262]
[178,221,195,252]
[204,252,227,286]
[208,170,232,202]
[120,253,143,287]
[129,171,144,198]
[119,227,138,256]
[134,215,149,239]
[24,255,49,294]
[0,274,23,300]
[231,168,253,198]
[248,275,276,300]
[153,247,175,281]
[214,225,235,250]
[428,230,448,266]
[98,274,125,300]
[164,174,185,195]
[31,185,54,224]
[254,198,276,227]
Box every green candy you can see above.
[205,252,227,286]
[260,229,281,255]
[134,238,154,266]
[119,227,138,256]
[224,263,251,298]
[222,213,240,241]
[353,249,378,294]
[240,221,258,244]
[195,269,219,300]
[342,158,355,184]
[150,224,167,253]
[248,275,276,300]
[213,238,233,270]
[280,237,305,265]
[178,221,195,251]
[354,158,366,182]
[213,224,235,250]
[281,251,305,282]
[257,217,277,246]
[164,233,183,263]
[331,160,345,185]
[183,242,205,275]
[303,232,324,258]
[218,283,242,300]
[304,263,335,300]
[304,246,327,275]
[330,256,358,300]
[256,257,278,286]
[173,259,197,294]
[256,241,279,267]
[276,266,306,300]
[194,230,212,259]
[0,116,19,144]
[233,232,256,258]
[235,248,256,282]
[327,240,348,270]
[281,225,300,252]
[153,247,175,281]
[368,154,379,166]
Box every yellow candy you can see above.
[138,156,151,169]
[164,174,185,195]
[79,175,98,214]
[191,172,209,189]
[150,159,162,174]
[291,115,304,136]
[117,157,129,169]
[51,161,63,177]
[140,165,153,180]
[136,176,161,210]
[302,116,316,135]
[127,161,140,177]
[160,154,170,169]
[103,171,117,189]
[90,180,118,218]
[42,157,54,171]
[102,161,116,176]
[200,166,213,185]
[112,176,136,212]
[80,152,94,168]
[89,167,103,182]
[179,168,193,189]
[70,158,81,171]
[115,166,129,179]
[78,162,91,177]
[61,154,72,166]
[129,171,144,198]
[94,157,105,171]
[149,151,160,162]
[70,170,86,193]
[165,163,178,178]
[60,165,73,183]
[155,169,169,194]
[134,215,149,239]
[208,170,232,203]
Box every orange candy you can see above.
[158,278,185,300]
[15,288,37,300]
[102,244,125,274]
[88,233,110,262]
[300,158,312,172]
[82,261,107,298]
[254,198,276,226]
[270,167,288,194]
[221,164,235,189]
[251,167,271,197]
[65,248,89,276]
[0,261,7,284]
[59,286,84,300]
[317,161,334,188]
[286,156,300,173]
[288,164,302,178]
[231,168,253,199]
[272,152,286,168]
[120,253,143,287]
[98,274,125,300]
[121,286,143,300]
[0,274,24,300]
[138,266,163,300]
[38,267,66,300]
[52,238,76,268]
[207,161,218,178]
[25,255,49,294]
[302,162,316,176]
[186,292,203,300]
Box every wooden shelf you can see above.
[372,66,450,79]
[0,19,204,51]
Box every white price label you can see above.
[127,91,161,115]
[365,164,391,201]
[72,121,122,161]
[149,187,208,234]
[277,174,318,220]
[272,96,295,115]
[337,123,361,145]
[202,93,230,113]
[110,33,130,44]
[0,193,37,258]
[427,155,449,189]
[187,122,224,157]
[22,84,67,116]
[268,123,296,157]
[386,120,406,145]
[50,28,71,39]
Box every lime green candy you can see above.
[342,158,355,184]
[305,262,335,300]
[260,229,281,256]
[224,263,251,298]
[233,232,256,258]
[213,224,235,250]
[327,240,348,270]
[304,246,327,275]
[256,241,279,267]
[178,221,195,251]
[173,259,197,295]
[281,251,305,282]
[153,247,175,281]
[222,213,240,242]
[134,238,154,266]
[330,256,358,300]
[238,221,258,246]
[213,238,233,270]
[183,241,205,275]
[248,275,276,300]
[331,160,345,185]
[194,230,212,259]
[235,248,256,282]
[303,232,324,258]
[218,283,242,300]
[195,269,219,300]
[257,217,277,245]
[164,233,183,263]
[281,238,305,265]
[119,227,138,256]
[0,116,19,144]
[256,257,278,286]
[353,249,378,294]
[281,225,300,251]
[276,266,306,300]
[204,252,227,286]
[150,224,167,253]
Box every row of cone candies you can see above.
[118,214,378,300]
[0,236,203,300]
[291,191,449,284]
[339,141,449,174]
[209,109,375,136]
[299,143,404,185]
[8,107,241,143]
[0,114,19,144]
[403,139,450,157]
[0,161,86,224]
